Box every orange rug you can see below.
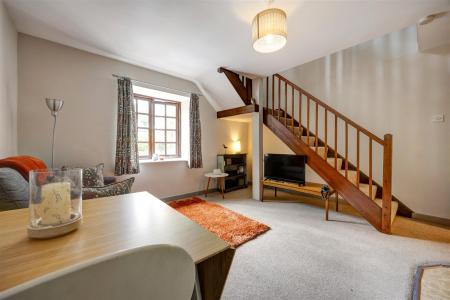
[169,197,270,248]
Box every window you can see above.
[135,94,181,159]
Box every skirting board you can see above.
[162,182,253,202]
[413,213,450,228]
[161,188,219,202]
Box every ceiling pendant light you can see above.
[252,8,287,53]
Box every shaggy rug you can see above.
[169,197,270,247]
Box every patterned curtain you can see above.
[189,94,203,168]
[114,78,140,175]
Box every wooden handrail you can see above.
[274,74,384,145]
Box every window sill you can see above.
[139,158,188,164]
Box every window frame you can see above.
[135,93,181,160]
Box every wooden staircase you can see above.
[217,67,412,234]
[263,74,404,233]
[266,111,399,226]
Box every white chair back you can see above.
[0,244,195,300]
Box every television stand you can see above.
[261,179,337,221]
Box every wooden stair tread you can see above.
[358,183,377,200]
[287,126,303,136]
[278,117,293,123]
[310,146,327,157]
[339,170,358,184]
[327,158,343,169]
[374,199,398,225]
[273,110,287,117]
[301,136,316,146]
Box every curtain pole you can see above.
[112,74,203,97]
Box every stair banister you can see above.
[273,74,385,144]
[264,73,394,233]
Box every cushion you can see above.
[82,177,135,200]
[82,163,105,187]
[0,168,29,211]
[103,176,117,185]
[63,163,105,187]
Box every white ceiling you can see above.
[4,0,449,110]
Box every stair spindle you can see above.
[307,98,310,142]
[266,77,269,109]
[315,102,319,152]
[278,78,281,120]
[334,114,338,170]
[299,92,302,134]
[345,122,348,179]
[324,109,328,159]
[291,87,294,133]
[369,137,373,200]
[272,75,275,115]
[356,129,360,188]
[284,82,288,127]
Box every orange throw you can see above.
[169,197,270,248]
[0,156,47,180]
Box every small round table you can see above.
[204,173,229,199]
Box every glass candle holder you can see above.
[28,168,82,238]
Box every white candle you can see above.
[37,182,71,225]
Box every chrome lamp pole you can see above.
[45,98,64,169]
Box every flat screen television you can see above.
[264,154,306,185]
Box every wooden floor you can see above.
[263,188,450,244]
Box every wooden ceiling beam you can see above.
[217,104,258,119]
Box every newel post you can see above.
[382,134,393,234]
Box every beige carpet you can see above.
[199,187,450,300]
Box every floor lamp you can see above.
[45,98,64,169]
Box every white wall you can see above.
[0,1,17,157]
[277,26,450,219]
[18,34,248,198]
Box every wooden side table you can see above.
[204,173,229,199]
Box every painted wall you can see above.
[18,34,248,198]
[0,2,17,157]
[277,26,450,219]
